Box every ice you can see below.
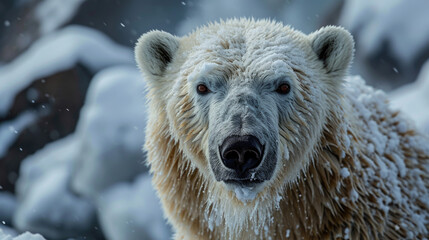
[0,26,133,116]
[70,66,148,200]
[14,135,96,239]
[97,174,172,240]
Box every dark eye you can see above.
[197,84,210,94]
[276,83,291,94]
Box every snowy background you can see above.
[0,0,428,239]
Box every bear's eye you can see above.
[276,83,291,94]
[196,84,210,95]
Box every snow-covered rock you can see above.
[0,25,133,116]
[0,25,134,192]
[97,174,172,240]
[14,135,96,239]
[11,64,150,238]
[15,135,77,199]
[339,0,429,89]
[70,65,148,200]
[12,65,149,239]
[0,228,45,240]
[389,61,429,134]
[340,0,429,64]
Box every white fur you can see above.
[132,19,429,240]
[309,26,354,75]
[135,30,179,77]
[136,19,356,238]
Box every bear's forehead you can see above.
[193,21,304,54]
[183,21,309,81]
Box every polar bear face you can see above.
[136,20,354,202]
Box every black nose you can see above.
[220,135,263,174]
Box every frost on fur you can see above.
[136,18,429,240]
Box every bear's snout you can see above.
[219,135,264,176]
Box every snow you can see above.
[340,167,350,179]
[13,232,45,240]
[0,228,45,240]
[389,60,429,134]
[0,25,134,116]
[11,65,152,238]
[97,174,172,240]
[1,2,428,238]
[14,135,96,239]
[0,226,17,238]
[70,65,148,200]
[344,75,429,235]
[233,186,258,202]
[343,227,350,239]
[349,189,359,202]
[282,144,289,160]
[35,0,85,34]
[15,135,77,197]
[0,111,38,158]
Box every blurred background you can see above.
[0,0,428,239]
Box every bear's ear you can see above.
[309,26,354,74]
[135,30,179,77]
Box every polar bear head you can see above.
[135,19,354,206]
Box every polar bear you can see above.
[135,19,429,239]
